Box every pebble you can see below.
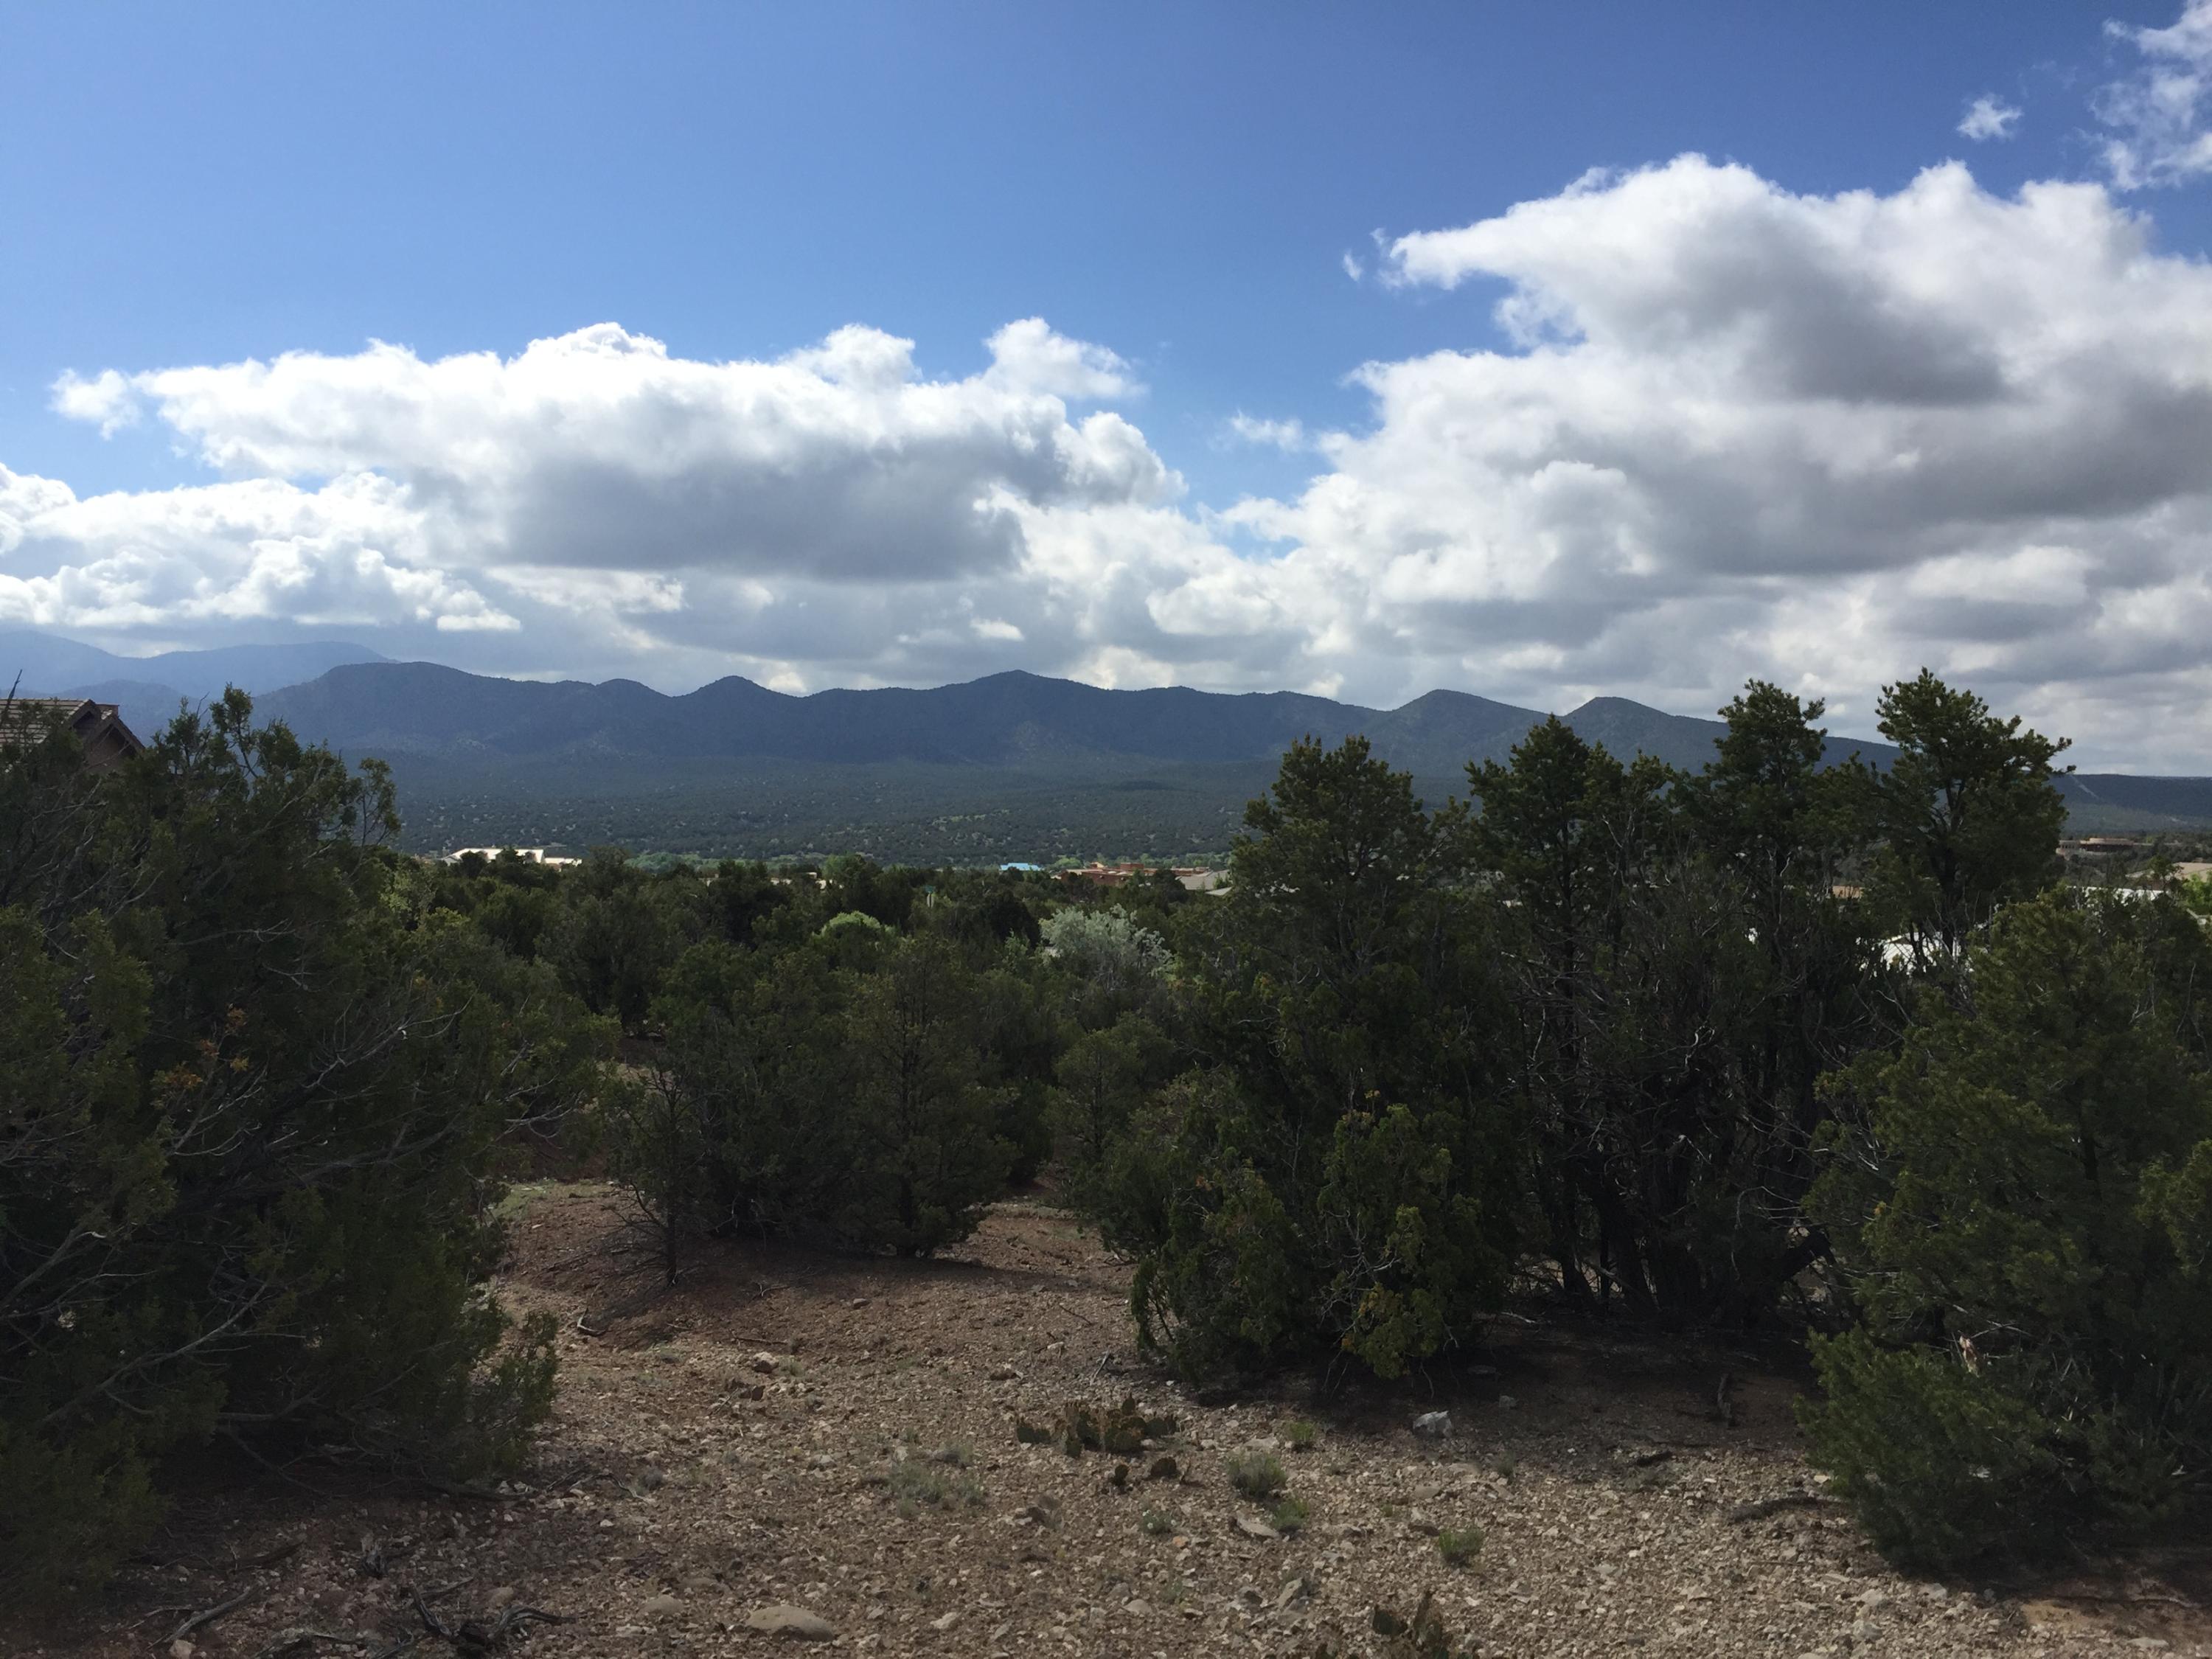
[745,1604,837,1639]
[487,1585,516,1608]
[929,1610,959,1632]
[644,1592,681,1616]
[1232,1512,1281,1540]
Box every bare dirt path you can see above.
[11,1184,2205,1658]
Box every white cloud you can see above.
[1227,414,1308,451]
[0,467,516,634]
[1329,155,2212,765]
[982,317,1138,400]
[1958,94,2022,142]
[2098,0,2212,187]
[49,369,142,437]
[19,156,2212,768]
[1341,251,1365,282]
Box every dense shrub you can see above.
[613,928,1040,1265]
[1119,737,1520,1380]
[1474,697,1885,1321]
[1804,889,2212,1568]
[0,694,605,1597]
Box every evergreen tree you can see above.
[1860,669,2070,967]
[1118,737,1516,1380]
[0,694,599,1596]
[1806,890,2212,1568]
[840,934,1012,1254]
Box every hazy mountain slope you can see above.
[52,679,196,737]
[1558,695,1900,773]
[1,629,386,702]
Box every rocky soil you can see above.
[10,1183,2206,1658]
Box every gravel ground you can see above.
[11,1182,2206,1658]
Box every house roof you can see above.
[0,696,147,765]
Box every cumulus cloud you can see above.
[1226,414,1309,451]
[24,319,1196,686]
[1958,94,2022,141]
[2098,0,2212,187]
[18,155,2212,768]
[1319,155,2212,764]
[49,369,143,437]
[0,465,517,635]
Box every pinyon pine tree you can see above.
[1805,889,2212,1568]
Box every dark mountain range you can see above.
[258,660,1900,776]
[250,661,2212,852]
[7,643,2203,854]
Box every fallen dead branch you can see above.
[411,1587,569,1649]
[171,1587,254,1644]
[1726,1492,1834,1523]
[254,1630,386,1659]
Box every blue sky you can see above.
[6,2,2212,765]
[4,1,2190,498]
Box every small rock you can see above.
[749,1352,781,1374]
[809,1453,835,1470]
[170,1643,194,1659]
[1232,1512,1281,1540]
[1276,1575,1314,1609]
[1123,1597,1151,1616]
[488,1585,517,1609]
[1236,1583,1265,1606]
[745,1604,837,1639]
[1411,1411,1453,1439]
[1407,1509,1441,1536]
[929,1610,959,1632]
[848,1296,869,1308]
[988,1363,1020,1381]
[681,1571,719,1593]
[644,1593,682,1616]
[1856,1590,1891,1612]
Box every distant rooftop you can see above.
[0,696,145,770]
